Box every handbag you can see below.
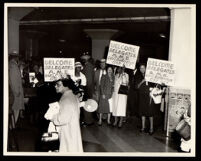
[176,119,191,141]
[150,84,163,104]
[118,85,129,95]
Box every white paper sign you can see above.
[44,58,75,82]
[145,58,175,86]
[29,72,35,83]
[106,40,140,70]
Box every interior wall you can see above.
[168,8,195,89]
[8,18,19,53]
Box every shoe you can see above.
[118,122,123,128]
[140,128,145,133]
[113,122,117,127]
[107,121,111,125]
[149,129,154,135]
[98,121,102,126]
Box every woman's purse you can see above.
[118,73,128,95]
[118,85,129,95]
[150,84,163,104]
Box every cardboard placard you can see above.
[145,58,175,86]
[43,58,75,82]
[106,40,140,70]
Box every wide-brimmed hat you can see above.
[80,52,91,60]
[75,62,83,70]
[100,58,106,63]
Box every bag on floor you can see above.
[176,119,191,141]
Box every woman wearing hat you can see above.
[71,62,87,90]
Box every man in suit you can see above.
[9,51,25,125]
[80,53,95,126]
[94,59,107,103]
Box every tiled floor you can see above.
[7,115,179,153]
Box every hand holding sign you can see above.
[106,40,140,70]
[145,58,175,86]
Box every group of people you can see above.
[8,51,166,152]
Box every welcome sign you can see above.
[106,40,140,70]
[43,58,75,82]
[145,58,175,86]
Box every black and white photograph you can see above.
[3,3,196,156]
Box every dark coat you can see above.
[82,62,94,99]
[136,73,156,117]
[98,74,114,113]
[9,59,24,111]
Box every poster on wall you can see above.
[167,87,191,132]
[43,58,75,82]
[145,58,175,86]
[106,40,140,70]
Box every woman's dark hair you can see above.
[58,76,79,95]
[106,65,114,73]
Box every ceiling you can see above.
[21,7,170,21]
[19,7,170,62]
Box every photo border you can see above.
[3,2,196,157]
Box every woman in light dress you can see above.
[112,66,129,128]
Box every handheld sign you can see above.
[29,72,35,83]
[145,58,175,86]
[43,58,75,82]
[106,40,140,70]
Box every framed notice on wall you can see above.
[166,87,191,132]
[106,40,140,70]
[43,58,75,82]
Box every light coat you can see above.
[52,90,83,152]
[9,59,25,111]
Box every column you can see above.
[168,7,195,89]
[8,18,20,53]
[84,29,118,61]
[8,8,34,54]
[166,6,195,149]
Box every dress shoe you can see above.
[118,122,123,128]
[98,121,102,126]
[149,129,154,135]
[113,122,117,127]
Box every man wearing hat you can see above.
[80,53,95,125]
[94,58,107,100]
[94,58,107,124]
[9,51,25,126]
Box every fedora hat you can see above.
[100,58,106,63]
[80,52,91,60]
[9,50,20,57]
